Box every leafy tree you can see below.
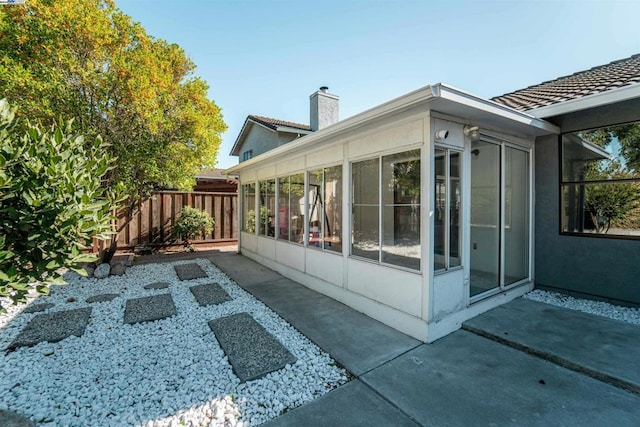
[0,0,226,261]
[0,99,113,312]
[174,206,214,251]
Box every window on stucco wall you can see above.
[351,149,421,270]
[561,121,640,239]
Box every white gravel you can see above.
[0,259,349,426]
[524,289,640,325]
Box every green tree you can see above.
[174,206,214,251]
[0,0,226,260]
[0,99,113,311]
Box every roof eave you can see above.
[224,83,559,175]
[527,83,640,119]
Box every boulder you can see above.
[94,263,111,279]
[110,262,125,276]
[84,265,95,278]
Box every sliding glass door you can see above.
[470,139,530,299]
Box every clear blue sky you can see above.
[116,0,640,170]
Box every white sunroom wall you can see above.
[238,112,434,340]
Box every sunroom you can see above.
[225,84,558,342]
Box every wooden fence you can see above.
[112,191,237,249]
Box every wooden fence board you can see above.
[107,191,237,249]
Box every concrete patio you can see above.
[204,251,640,427]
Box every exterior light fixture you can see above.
[434,130,449,142]
[463,125,479,141]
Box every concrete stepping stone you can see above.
[0,409,35,427]
[190,283,232,306]
[208,312,297,382]
[144,281,170,290]
[86,293,119,303]
[8,307,92,351]
[23,302,54,314]
[174,263,207,280]
[124,294,176,324]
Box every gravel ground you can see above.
[0,259,349,426]
[524,289,640,325]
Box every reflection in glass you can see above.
[470,140,500,297]
[561,122,640,237]
[289,173,305,244]
[308,166,343,252]
[434,149,446,271]
[259,180,276,237]
[277,177,290,241]
[382,150,420,270]
[449,152,461,267]
[242,183,256,232]
[352,159,380,259]
[504,147,529,285]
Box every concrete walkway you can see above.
[206,253,640,426]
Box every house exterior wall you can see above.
[238,125,279,162]
[534,116,640,306]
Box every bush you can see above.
[174,206,214,250]
[0,99,114,312]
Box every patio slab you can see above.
[361,330,640,426]
[235,277,421,376]
[8,307,92,351]
[189,283,232,306]
[123,294,176,324]
[463,298,640,394]
[208,312,296,382]
[174,263,207,280]
[263,380,418,427]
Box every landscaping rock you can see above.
[144,282,170,290]
[23,303,54,314]
[86,293,119,303]
[94,263,111,279]
[84,265,95,278]
[110,262,125,276]
[0,409,35,427]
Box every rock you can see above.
[94,263,111,279]
[110,263,125,276]
[84,266,95,278]
[0,409,35,427]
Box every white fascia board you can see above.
[225,85,439,175]
[528,84,640,118]
[437,84,560,134]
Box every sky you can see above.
[115,0,640,170]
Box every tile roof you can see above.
[248,115,311,131]
[491,54,640,112]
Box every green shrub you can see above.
[174,206,214,250]
[0,99,114,312]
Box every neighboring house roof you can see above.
[492,54,640,112]
[230,115,312,156]
[247,115,311,132]
[195,168,237,182]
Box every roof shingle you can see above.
[492,54,640,111]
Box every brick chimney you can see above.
[310,86,339,131]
